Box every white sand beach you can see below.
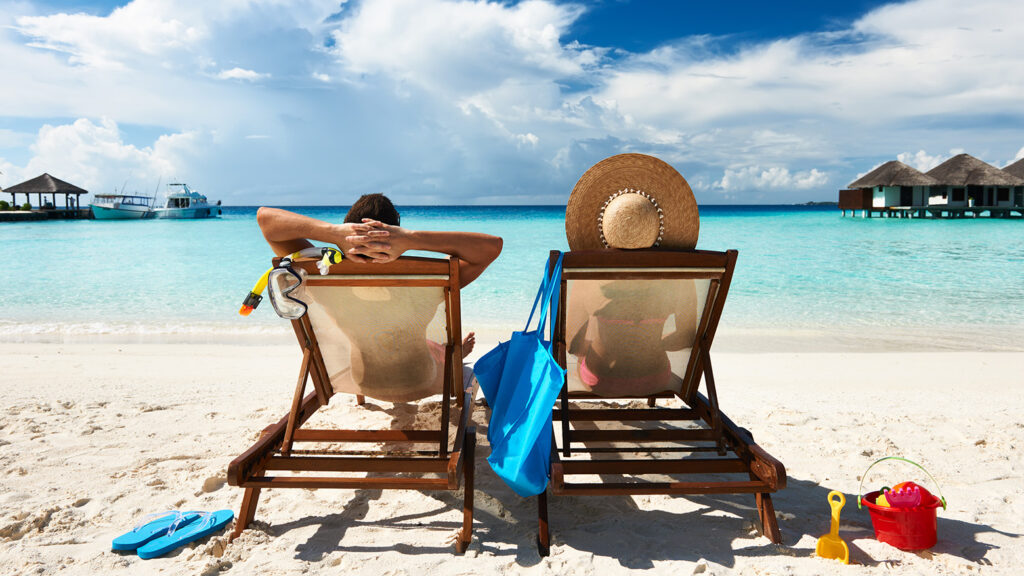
[1,342,1022,575]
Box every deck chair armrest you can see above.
[719,410,787,490]
[450,383,478,452]
[448,425,477,485]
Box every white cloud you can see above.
[331,0,594,94]
[328,0,602,144]
[217,67,269,81]
[897,150,948,172]
[3,118,196,196]
[1016,146,1024,162]
[13,0,343,69]
[516,133,539,147]
[714,166,828,191]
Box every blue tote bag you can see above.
[474,252,565,497]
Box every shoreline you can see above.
[2,321,1023,353]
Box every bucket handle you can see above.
[857,456,947,510]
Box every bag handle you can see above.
[524,252,563,335]
[544,252,564,346]
[535,252,563,339]
[523,254,554,332]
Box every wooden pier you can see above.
[840,206,1024,219]
[0,208,92,222]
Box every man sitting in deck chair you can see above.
[256,194,502,399]
[231,195,501,550]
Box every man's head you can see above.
[344,193,400,226]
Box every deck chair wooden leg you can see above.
[560,392,571,457]
[356,394,365,406]
[700,347,727,456]
[230,487,262,542]
[537,489,550,557]
[756,491,782,544]
[282,349,312,456]
[455,430,475,553]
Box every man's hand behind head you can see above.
[344,219,403,263]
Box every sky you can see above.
[1,0,1023,205]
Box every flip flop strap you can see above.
[132,511,182,533]
[169,511,213,537]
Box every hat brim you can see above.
[566,153,699,251]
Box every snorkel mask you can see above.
[239,246,343,319]
[266,258,307,320]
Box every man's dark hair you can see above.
[344,193,400,226]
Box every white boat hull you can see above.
[90,204,153,220]
[154,206,221,219]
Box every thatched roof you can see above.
[848,160,939,188]
[926,154,1024,187]
[1002,158,1024,180]
[5,173,88,195]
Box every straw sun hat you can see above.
[565,153,699,251]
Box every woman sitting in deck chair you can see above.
[563,154,703,398]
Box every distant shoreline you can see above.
[2,320,1021,353]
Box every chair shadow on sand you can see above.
[261,397,1018,570]
[270,400,468,561]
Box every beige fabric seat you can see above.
[564,276,710,397]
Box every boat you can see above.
[89,193,155,219]
[153,183,222,219]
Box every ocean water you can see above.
[1,205,1022,350]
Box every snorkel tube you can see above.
[238,246,344,316]
[239,269,270,316]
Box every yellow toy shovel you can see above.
[816,491,850,564]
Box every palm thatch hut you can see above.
[1004,158,1024,178]
[845,160,938,209]
[5,173,88,210]
[926,154,1024,207]
[1002,158,1024,207]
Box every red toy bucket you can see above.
[860,489,943,550]
[857,457,947,551]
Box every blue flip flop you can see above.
[136,509,234,560]
[112,511,201,551]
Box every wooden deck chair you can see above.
[536,249,785,554]
[228,255,478,552]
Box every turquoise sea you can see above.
[1,205,1021,350]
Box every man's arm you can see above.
[346,220,502,287]
[255,207,386,262]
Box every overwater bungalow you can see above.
[840,160,938,213]
[839,154,1024,218]
[1002,158,1024,206]
[926,153,1023,209]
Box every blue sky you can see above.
[569,1,890,52]
[1,0,1022,205]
